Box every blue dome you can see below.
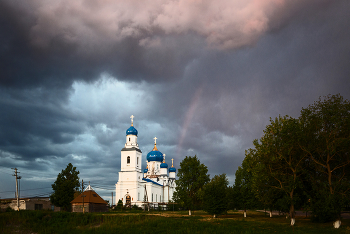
[126,126,138,136]
[160,162,168,168]
[147,150,163,162]
[169,167,176,173]
[144,168,148,173]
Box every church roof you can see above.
[126,126,138,136]
[71,190,107,204]
[121,147,142,153]
[169,167,176,173]
[142,178,163,186]
[147,149,163,161]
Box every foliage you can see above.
[50,163,80,211]
[202,174,229,217]
[254,116,307,219]
[173,155,210,212]
[300,94,350,221]
[115,199,123,211]
[234,94,350,224]
[233,150,260,212]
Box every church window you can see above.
[138,192,140,201]
[129,137,130,142]
[127,156,130,164]
[137,157,139,165]
[126,195,131,207]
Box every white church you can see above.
[115,115,176,208]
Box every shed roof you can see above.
[71,190,107,204]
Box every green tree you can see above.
[115,199,123,211]
[251,155,282,217]
[300,94,350,225]
[234,149,260,217]
[254,116,307,225]
[50,163,80,211]
[203,174,229,217]
[173,155,210,215]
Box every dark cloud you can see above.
[0,0,349,200]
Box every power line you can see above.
[0,187,52,194]
[2,192,53,199]
[0,170,13,176]
[0,166,56,177]
[90,185,114,191]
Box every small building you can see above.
[0,197,60,211]
[71,185,108,213]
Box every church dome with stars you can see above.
[147,148,163,162]
[126,126,138,136]
[147,137,163,162]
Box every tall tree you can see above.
[203,174,229,218]
[234,149,260,217]
[50,163,80,211]
[300,94,350,226]
[254,116,307,225]
[173,155,210,215]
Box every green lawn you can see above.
[0,210,349,234]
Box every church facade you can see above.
[115,116,176,208]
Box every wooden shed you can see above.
[71,185,108,213]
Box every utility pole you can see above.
[143,184,149,211]
[18,176,22,199]
[12,168,20,211]
[111,192,113,207]
[81,180,86,213]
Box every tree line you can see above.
[174,94,350,228]
[233,94,350,226]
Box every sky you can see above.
[0,0,350,203]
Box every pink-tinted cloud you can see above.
[8,0,314,50]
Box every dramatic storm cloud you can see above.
[0,0,349,201]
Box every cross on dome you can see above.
[163,154,166,163]
[171,158,174,167]
[152,137,158,151]
[130,115,134,126]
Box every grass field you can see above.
[0,210,349,234]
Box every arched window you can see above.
[129,137,130,142]
[126,195,131,207]
[127,156,130,164]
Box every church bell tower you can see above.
[120,115,142,172]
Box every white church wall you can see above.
[115,116,176,208]
[121,151,142,172]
